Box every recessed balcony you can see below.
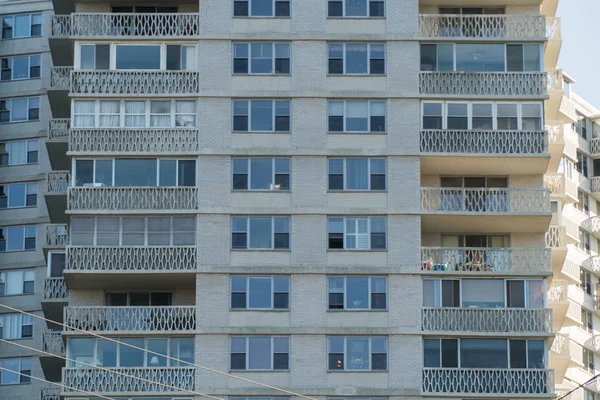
[40,331,65,382]
[419,72,547,99]
[544,173,578,203]
[42,277,68,324]
[420,129,549,175]
[546,225,567,273]
[47,119,69,170]
[45,171,69,223]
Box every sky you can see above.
[557,0,600,107]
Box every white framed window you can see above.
[233,100,290,132]
[0,314,33,339]
[0,358,31,385]
[230,336,290,370]
[0,270,35,296]
[328,158,386,190]
[1,13,41,38]
[0,140,38,166]
[233,0,291,17]
[230,276,290,309]
[328,276,387,310]
[0,182,37,208]
[0,97,40,123]
[233,43,291,74]
[232,158,290,191]
[328,0,385,17]
[328,100,386,133]
[328,43,385,75]
[0,225,36,252]
[1,55,41,81]
[231,216,290,250]
[328,217,386,250]
[328,336,388,370]
[48,251,66,278]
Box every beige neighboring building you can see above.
[0,0,568,399]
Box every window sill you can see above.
[1,77,41,83]
[232,16,291,20]
[229,369,290,372]
[327,17,386,20]
[327,369,388,373]
[232,190,291,193]
[327,190,387,193]
[0,293,35,298]
[231,249,291,252]
[232,74,291,77]
[327,249,387,253]
[0,163,39,168]
[0,249,36,254]
[327,74,387,78]
[230,308,290,312]
[327,309,388,313]
[232,131,292,135]
[327,131,387,135]
[0,119,40,125]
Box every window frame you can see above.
[232,157,291,191]
[328,42,386,76]
[233,0,291,18]
[0,97,40,123]
[327,276,388,310]
[327,336,388,371]
[0,313,34,339]
[327,0,386,18]
[0,54,41,81]
[0,225,36,252]
[229,336,290,371]
[0,357,32,385]
[328,100,387,133]
[232,42,291,75]
[232,99,291,132]
[1,13,42,39]
[0,140,38,166]
[0,182,37,209]
[327,216,387,250]
[230,275,291,310]
[231,216,290,250]
[0,269,35,297]
[327,158,387,191]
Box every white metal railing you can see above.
[563,129,578,160]
[44,278,68,299]
[546,121,565,145]
[582,217,600,234]
[566,301,582,323]
[419,130,547,154]
[418,14,547,39]
[548,279,568,303]
[47,171,70,193]
[560,96,578,122]
[50,67,71,89]
[45,224,69,247]
[42,388,61,400]
[585,335,600,353]
[70,128,199,153]
[591,177,600,193]
[547,69,563,91]
[563,257,581,281]
[590,139,600,156]
[421,308,552,332]
[545,225,566,248]
[422,368,554,394]
[420,247,550,274]
[547,17,562,40]
[62,367,195,392]
[52,13,200,37]
[544,173,578,199]
[68,187,198,211]
[64,306,196,332]
[570,341,584,365]
[563,216,580,240]
[49,119,70,140]
[583,256,600,275]
[419,72,547,97]
[67,246,197,272]
[420,187,550,214]
[42,331,64,354]
[550,332,569,357]
[71,70,200,95]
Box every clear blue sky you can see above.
[557,0,600,107]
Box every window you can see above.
[231,216,290,250]
[577,191,590,215]
[72,100,196,128]
[328,217,386,250]
[233,0,290,17]
[105,292,172,306]
[0,314,33,339]
[79,43,196,71]
[580,269,592,295]
[70,217,196,246]
[48,252,66,278]
[585,390,598,400]
[0,182,37,209]
[232,158,290,191]
[1,55,40,81]
[0,226,35,252]
[328,158,386,190]
[0,270,34,296]
[2,13,41,38]
[577,151,589,177]
[328,100,386,133]
[579,229,591,255]
[230,336,289,370]
[574,113,588,138]
[328,337,387,371]
[233,100,290,132]
[328,0,385,17]
[582,309,593,333]
[0,97,40,123]
[0,358,31,385]
[584,348,595,373]
[73,158,196,187]
[328,276,386,310]
[328,43,385,75]
[233,43,290,74]
[231,276,290,309]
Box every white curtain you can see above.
[4,270,23,295]
[125,101,146,127]
[346,218,368,249]
[8,141,26,165]
[346,159,368,190]
[175,101,196,127]
[150,101,170,128]
[346,101,368,131]
[99,101,120,128]
[182,46,195,71]
[1,314,22,339]
[73,101,96,128]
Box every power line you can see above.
[555,375,600,400]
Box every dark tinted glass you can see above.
[441,339,458,367]
[372,353,387,370]
[506,45,524,72]
[234,1,249,16]
[329,116,344,132]
[329,292,344,309]
[370,116,385,131]
[510,340,527,368]
[329,352,343,369]
[329,233,343,249]
[370,59,385,74]
[232,232,247,249]
[166,45,181,70]
[328,1,343,16]
[370,2,385,17]
[371,293,386,309]
[274,292,289,309]
[420,44,437,71]
[231,292,247,308]
[371,232,386,249]
[231,353,246,369]
[233,58,248,74]
[234,116,248,131]
[273,353,289,369]
[275,1,290,16]
[329,59,343,74]
[96,45,110,70]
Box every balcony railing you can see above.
[590,139,600,156]
[420,247,550,274]
[423,368,553,394]
[582,217,600,233]
[544,173,578,199]
[550,332,569,357]
[44,278,68,299]
[45,224,69,247]
[583,256,600,274]
[420,187,550,214]
[420,130,547,155]
[548,279,567,303]
[62,367,195,393]
[68,187,198,211]
[421,308,552,332]
[70,128,199,153]
[418,14,547,39]
[591,177,600,193]
[52,13,200,37]
[419,72,547,97]
[49,119,70,140]
[72,70,200,95]
[547,17,562,40]
[546,121,565,145]
[547,69,563,91]
[64,306,196,332]
[545,225,566,248]
[50,67,70,89]
[42,331,64,354]
[41,388,61,400]
[67,246,197,272]
[47,171,70,193]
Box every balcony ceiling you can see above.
[421,214,551,233]
[64,271,196,290]
[420,0,541,6]
[420,155,550,176]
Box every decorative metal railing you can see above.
[550,332,569,357]
[422,368,554,394]
[418,14,547,39]
[545,225,566,248]
[45,224,69,247]
[68,187,198,211]
[52,13,200,37]
[48,119,70,140]
[420,247,550,274]
[546,121,564,145]
[64,306,196,332]
[420,130,547,155]
[582,217,600,233]
[41,388,61,400]
[591,177,600,193]
[47,171,70,193]
[560,96,578,122]
[44,278,68,299]
[563,257,581,280]
[67,246,197,272]
[62,367,195,393]
[590,139,600,156]
[544,173,578,200]
[547,69,563,91]
[548,279,568,303]
[50,67,71,89]
[584,335,600,353]
[421,308,552,332]
[70,128,199,153]
[419,72,547,97]
[583,256,600,274]
[547,17,562,40]
[420,187,550,214]
[42,331,64,354]
[71,70,200,95]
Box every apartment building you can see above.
[0,0,566,399]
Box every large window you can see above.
[233,0,290,17]
[0,225,35,252]
[73,158,196,187]
[230,336,290,370]
[0,358,31,385]
[105,292,172,306]
[576,190,590,215]
[231,276,290,310]
[233,100,290,132]
[1,55,40,81]
[328,43,385,75]
[232,158,290,191]
[328,276,386,310]
[48,251,66,278]
[580,268,592,295]
[70,216,196,246]
[67,337,193,367]
[328,217,387,250]
[0,270,34,297]
[72,100,196,128]
[231,216,290,250]
[0,182,37,209]
[2,13,41,39]
[0,97,40,123]
[582,309,593,333]
[0,314,33,339]
[0,140,38,166]
[577,151,589,177]
[328,158,386,190]
[328,100,386,133]
[78,43,196,71]
[233,43,290,74]
[328,0,385,17]
[574,113,588,138]
[328,336,387,371]
[584,348,595,373]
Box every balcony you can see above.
[422,368,554,395]
[47,119,69,170]
[420,247,551,275]
[583,256,600,276]
[62,367,195,393]
[48,67,71,118]
[546,121,565,171]
[548,279,568,329]
[42,277,68,324]
[419,72,547,98]
[420,129,549,175]
[421,308,552,333]
[40,331,65,382]
[68,187,198,212]
[547,69,577,123]
[581,217,600,239]
[550,332,570,382]
[545,17,562,71]
[45,171,69,223]
[544,173,578,203]
[590,139,600,158]
[65,246,197,290]
[418,14,548,40]
[44,224,68,250]
[41,388,61,400]
[591,177,600,201]
[420,187,551,233]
